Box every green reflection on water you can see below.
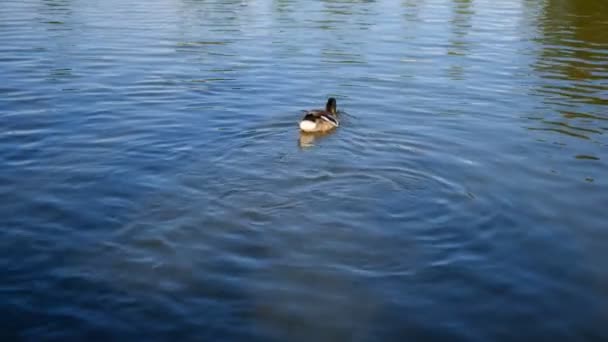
[529,0,608,142]
[575,155,600,161]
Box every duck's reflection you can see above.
[298,130,335,148]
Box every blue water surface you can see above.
[1,0,607,340]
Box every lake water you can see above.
[1,0,607,340]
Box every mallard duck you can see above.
[299,98,339,133]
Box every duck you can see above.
[299,97,339,133]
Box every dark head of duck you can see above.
[326,97,337,114]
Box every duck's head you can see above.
[326,97,337,115]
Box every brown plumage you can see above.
[299,98,339,133]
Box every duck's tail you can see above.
[299,120,317,132]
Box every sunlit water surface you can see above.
[1,0,607,340]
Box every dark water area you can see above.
[1,0,607,340]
